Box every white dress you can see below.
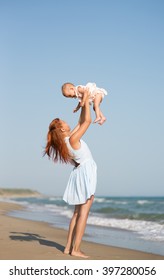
[76,82,107,104]
[63,137,97,205]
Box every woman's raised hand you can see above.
[84,87,90,98]
[80,87,90,106]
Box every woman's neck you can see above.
[62,131,71,138]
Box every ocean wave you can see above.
[137,200,153,205]
[44,204,164,241]
[94,198,108,203]
[23,202,164,242]
[48,197,62,201]
[93,198,128,204]
[5,196,164,242]
[113,201,128,205]
[87,215,164,241]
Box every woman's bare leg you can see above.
[64,205,80,254]
[71,195,94,258]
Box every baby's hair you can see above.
[61,82,74,95]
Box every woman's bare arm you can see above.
[78,86,88,107]
[70,88,91,149]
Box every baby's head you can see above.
[61,83,77,98]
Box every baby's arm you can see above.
[73,102,81,113]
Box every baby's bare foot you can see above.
[93,117,101,124]
[98,117,106,125]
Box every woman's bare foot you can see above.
[64,247,71,255]
[71,250,89,258]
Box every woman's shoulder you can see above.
[64,136,71,145]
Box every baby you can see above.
[62,82,107,125]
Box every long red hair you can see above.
[44,118,71,163]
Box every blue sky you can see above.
[0,0,164,196]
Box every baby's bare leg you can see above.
[93,94,102,122]
[93,94,106,124]
[98,110,106,125]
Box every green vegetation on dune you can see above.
[0,188,41,197]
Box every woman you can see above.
[44,89,97,258]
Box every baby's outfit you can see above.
[63,137,97,205]
[75,82,107,104]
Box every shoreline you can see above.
[0,201,164,260]
[6,197,164,256]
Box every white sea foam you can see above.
[93,198,128,204]
[113,201,128,205]
[137,200,153,205]
[94,198,106,203]
[49,197,62,201]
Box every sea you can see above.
[4,196,164,256]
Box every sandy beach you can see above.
[0,201,164,260]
